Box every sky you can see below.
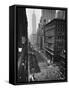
[26,8,41,38]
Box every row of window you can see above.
[57,28,64,32]
[57,35,65,39]
[56,24,64,27]
[45,35,64,40]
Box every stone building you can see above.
[44,19,66,62]
[36,9,56,50]
[41,9,56,24]
[36,9,66,62]
[36,16,46,50]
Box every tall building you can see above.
[36,17,45,49]
[32,10,36,34]
[55,10,65,20]
[30,10,37,47]
[44,19,66,62]
[36,10,56,50]
[17,8,28,82]
[17,8,28,48]
[41,9,65,24]
[41,9,56,24]
[37,9,66,52]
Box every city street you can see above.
[28,46,62,81]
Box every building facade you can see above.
[44,19,66,62]
[36,16,46,50]
[36,9,66,63]
[36,9,56,50]
[32,10,36,34]
[30,10,37,46]
[41,9,56,24]
[17,8,28,82]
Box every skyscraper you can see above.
[55,10,65,20]
[32,10,36,34]
[41,9,56,24]
[30,10,37,46]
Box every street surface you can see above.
[28,46,63,81]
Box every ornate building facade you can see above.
[44,19,66,62]
[36,9,66,63]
